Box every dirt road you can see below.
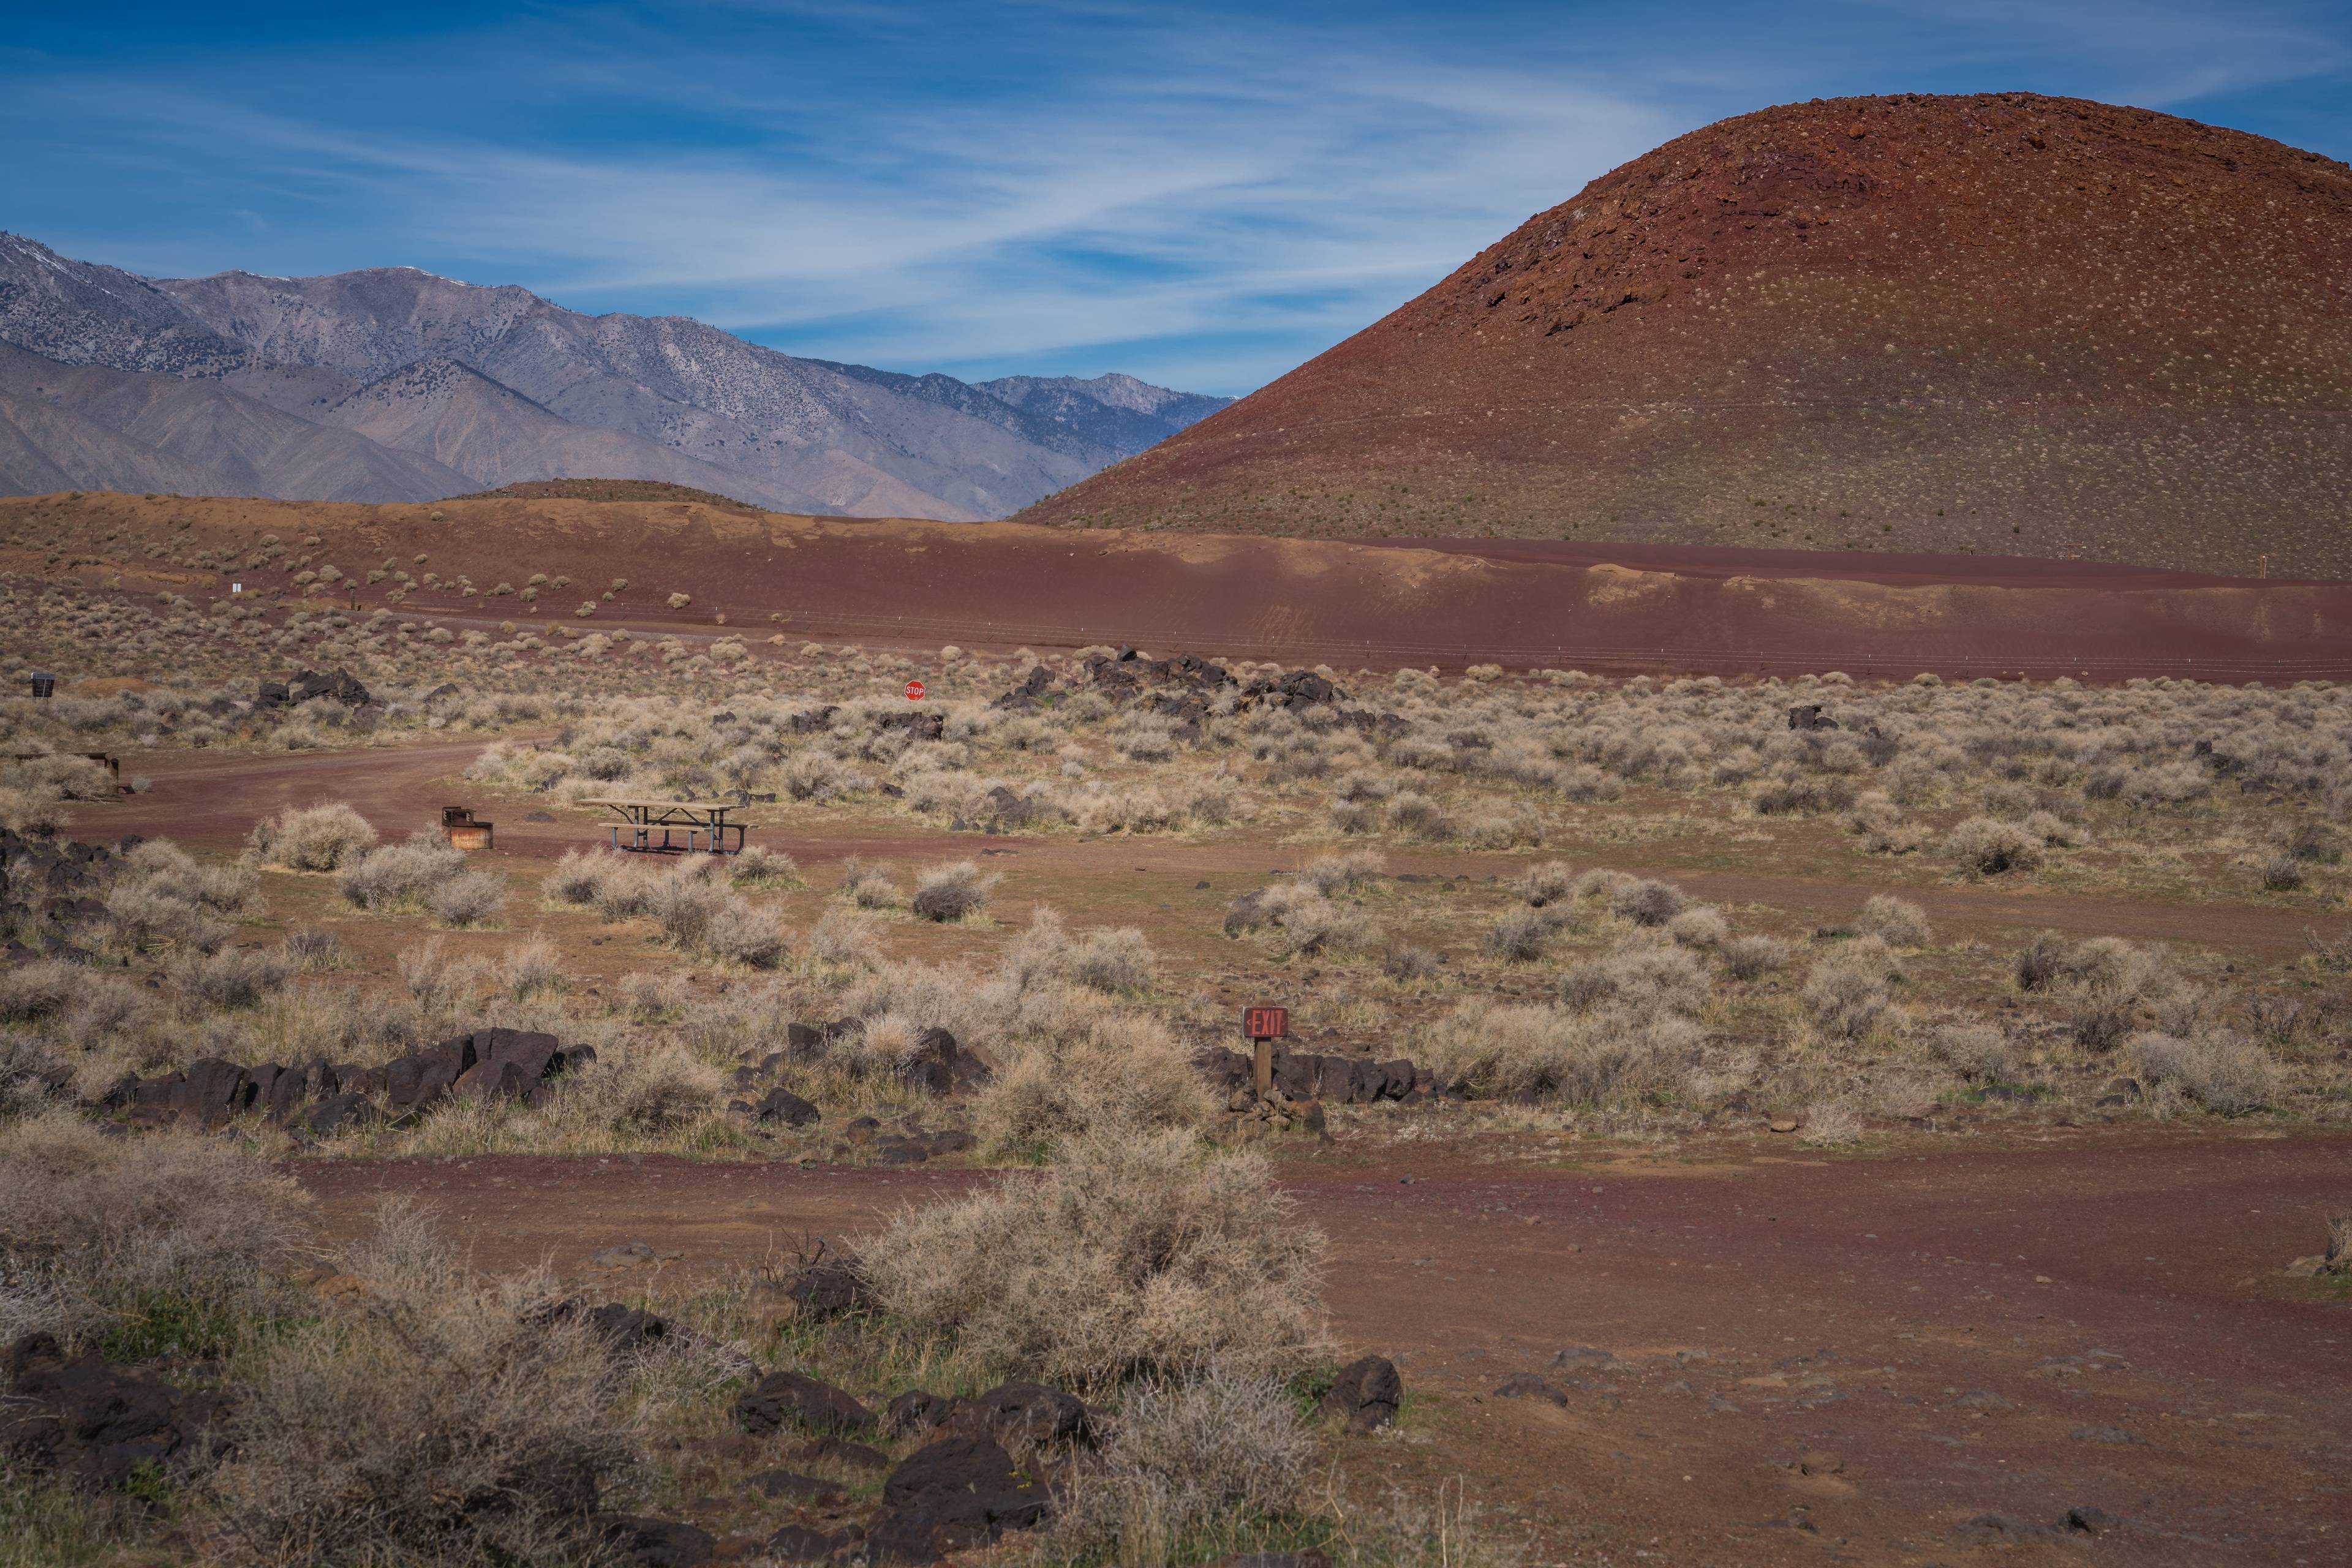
[296,1131,2352,1566]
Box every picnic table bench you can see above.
[581,797,750,855]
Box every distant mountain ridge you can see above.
[0,233,1231,517]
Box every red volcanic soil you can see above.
[1019,92,2352,580]
[8,490,2350,680]
[295,1131,2352,1566]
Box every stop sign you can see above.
[905,680,926,701]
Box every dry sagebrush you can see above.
[213,1201,638,1567]
[0,1110,312,1346]
[859,1130,1326,1395]
[246,801,378,872]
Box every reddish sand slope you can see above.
[1019,93,2352,580]
[7,491,2348,679]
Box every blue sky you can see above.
[4,1,2348,396]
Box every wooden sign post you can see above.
[1243,1005,1289,1099]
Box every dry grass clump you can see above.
[105,840,258,949]
[641,856,726,939]
[246,801,378,871]
[500,934,562,1000]
[1430,934,1710,1107]
[810,906,884,968]
[101,880,225,952]
[0,780,69,837]
[339,830,467,911]
[699,896,789,967]
[2021,809,2090,848]
[2130,1030,2278,1116]
[1050,1367,1313,1564]
[1796,1101,1866,1147]
[173,943,292,1009]
[1556,763,1624,803]
[1752,770,1855,817]
[213,1200,638,1567]
[559,1041,728,1133]
[1556,939,1710,1019]
[1845,791,1927,855]
[0,1110,311,1346]
[1513,860,1575,907]
[396,937,483,1023]
[1610,878,1686,927]
[974,999,1215,1152]
[0,960,84,1023]
[552,853,786,966]
[283,925,350,972]
[1486,907,1562,963]
[911,859,1000,922]
[2013,930,2067,991]
[1383,791,1453,839]
[1667,906,1730,949]
[1382,943,1440,982]
[543,846,619,907]
[1299,850,1384,897]
[2260,851,2309,891]
[783,750,869,802]
[1857,894,1933,948]
[1462,807,1543,850]
[1067,927,1158,994]
[2,753,119,814]
[429,870,508,929]
[2053,938,2202,1050]
[0,1036,67,1123]
[1802,940,1899,1041]
[859,1131,1325,1394]
[728,843,801,888]
[839,855,902,910]
[1928,1019,2017,1083]
[1223,881,1376,959]
[1718,934,1789,981]
[1946,816,2045,876]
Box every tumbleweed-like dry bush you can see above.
[247,801,379,872]
[858,1129,1327,1395]
[212,1200,638,1567]
[0,1110,312,1347]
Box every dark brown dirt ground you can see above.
[294,1130,2352,1567]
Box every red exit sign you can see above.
[1243,1005,1289,1040]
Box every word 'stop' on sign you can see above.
[1243,1005,1288,1040]
[905,680,926,701]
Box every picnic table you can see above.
[581,797,750,855]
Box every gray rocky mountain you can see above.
[0,341,472,503]
[313,357,837,513]
[0,233,1231,516]
[976,374,1233,459]
[0,233,244,377]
